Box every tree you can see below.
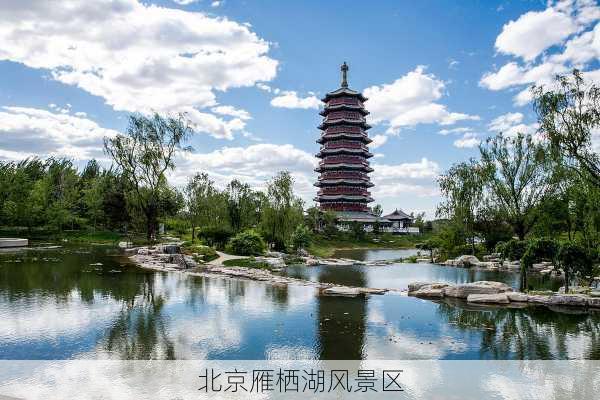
[226,179,260,233]
[480,133,556,240]
[259,171,304,250]
[521,238,559,291]
[350,221,365,241]
[321,210,338,238]
[533,70,600,188]
[291,224,312,251]
[438,158,485,254]
[104,113,191,242]
[557,242,593,293]
[371,204,383,217]
[227,229,266,256]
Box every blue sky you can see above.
[0,0,599,217]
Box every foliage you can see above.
[533,69,600,188]
[227,229,266,256]
[222,257,271,270]
[182,243,218,263]
[556,242,593,292]
[197,226,232,249]
[291,224,312,250]
[498,239,527,261]
[104,113,191,241]
[480,133,556,240]
[321,210,338,238]
[350,221,365,240]
[259,171,304,250]
[437,158,486,254]
[521,238,559,291]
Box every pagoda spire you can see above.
[341,62,348,88]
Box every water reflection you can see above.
[0,245,598,361]
[316,268,367,359]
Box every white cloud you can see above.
[488,112,538,137]
[495,6,578,61]
[369,134,388,149]
[210,105,251,120]
[438,127,473,135]
[270,91,321,109]
[364,66,479,134]
[0,106,118,161]
[172,0,199,4]
[481,0,600,105]
[0,0,277,139]
[211,1,222,7]
[453,132,481,148]
[373,158,440,180]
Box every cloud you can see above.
[0,106,118,161]
[369,134,388,149]
[364,66,479,134]
[210,105,251,120]
[480,0,600,105]
[495,6,578,61]
[172,0,199,4]
[270,91,321,109]
[0,0,277,139]
[453,132,481,148]
[488,112,538,137]
[366,158,441,199]
[438,127,473,135]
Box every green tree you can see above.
[259,171,304,250]
[350,221,365,241]
[291,224,312,250]
[228,229,266,256]
[533,69,600,188]
[104,113,191,242]
[438,158,485,254]
[557,242,593,293]
[480,133,556,240]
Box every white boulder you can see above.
[442,281,512,298]
[467,293,510,304]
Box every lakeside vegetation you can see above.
[0,70,599,293]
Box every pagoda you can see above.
[314,62,374,213]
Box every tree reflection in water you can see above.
[435,299,600,359]
[316,267,367,360]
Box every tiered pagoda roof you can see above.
[315,62,374,213]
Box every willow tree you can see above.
[104,113,191,242]
[259,171,304,250]
[437,158,485,254]
[480,133,556,240]
[533,69,600,188]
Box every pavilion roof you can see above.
[383,209,413,220]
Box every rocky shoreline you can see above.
[125,243,392,297]
[408,281,600,309]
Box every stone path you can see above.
[207,251,248,266]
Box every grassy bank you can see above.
[307,232,432,258]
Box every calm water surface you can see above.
[1,246,598,360]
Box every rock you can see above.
[587,297,600,307]
[467,293,510,304]
[305,258,320,266]
[266,251,286,258]
[454,255,480,267]
[589,291,600,298]
[118,241,133,249]
[507,292,529,302]
[322,287,361,297]
[408,282,434,292]
[255,256,286,268]
[527,295,551,304]
[416,258,431,263]
[137,248,149,255]
[158,244,180,254]
[548,295,588,307]
[297,248,309,257]
[442,281,512,298]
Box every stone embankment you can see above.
[408,280,600,308]
[126,244,389,297]
[441,254,561,276]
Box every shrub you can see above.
[197,226,232,249]
[350,221,365,240]
[501,239,527,261]
[520,237,559,291]
[291,224,312,250]
[228,229,266,256]
[222,257,270,269]
[557,242,593,292]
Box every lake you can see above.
[1,245,598,360]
